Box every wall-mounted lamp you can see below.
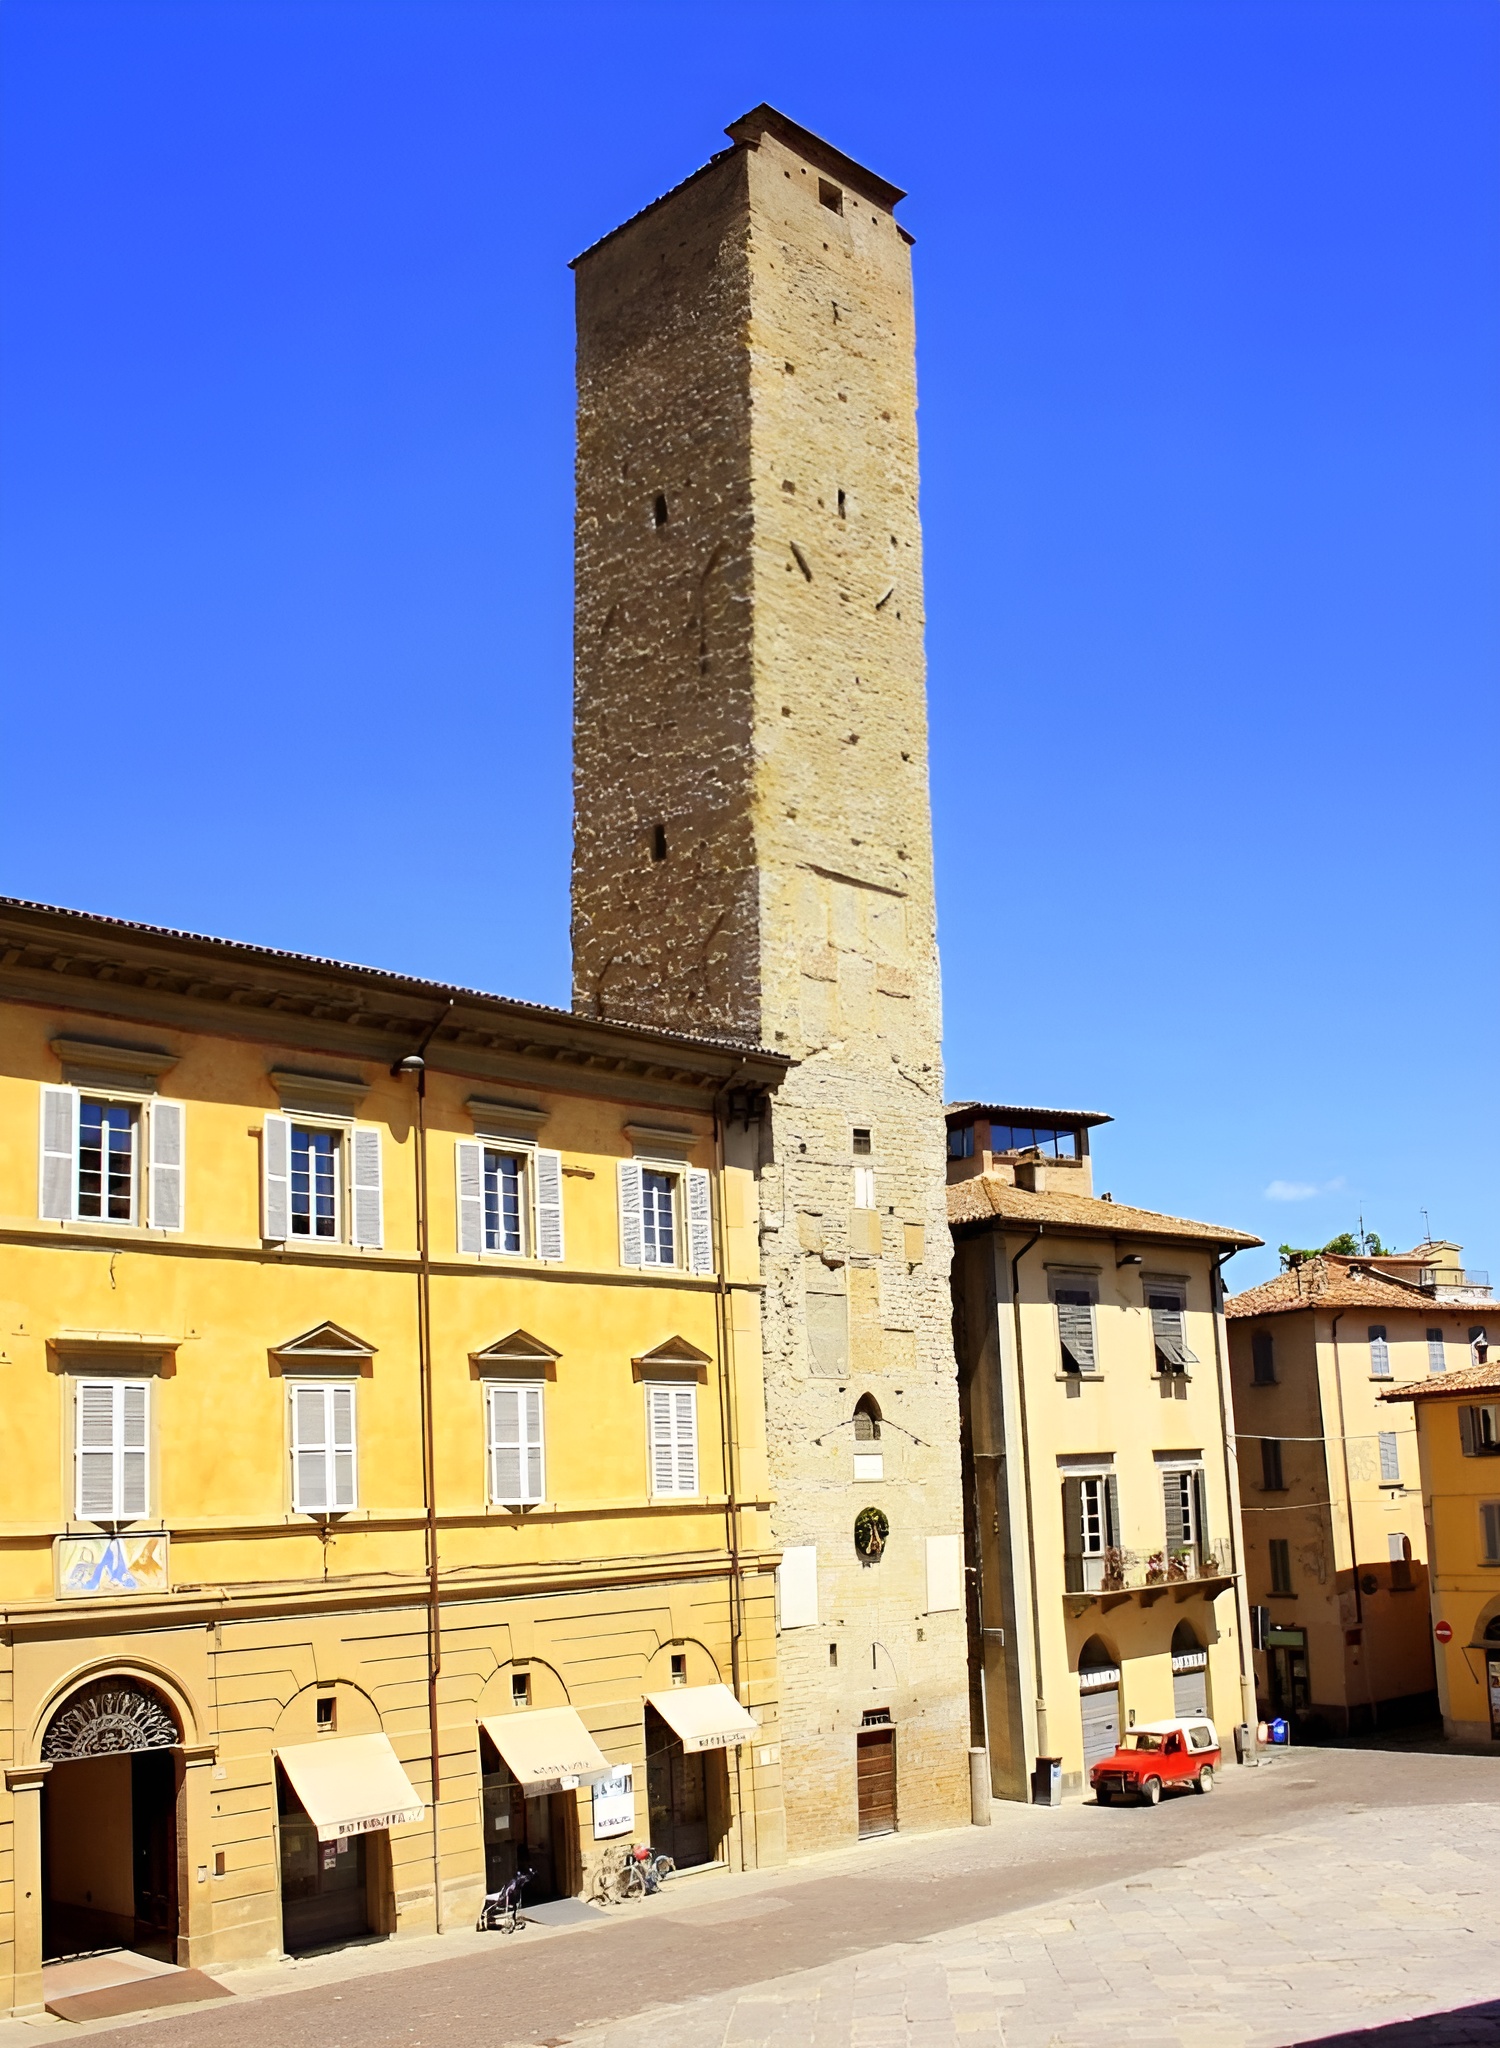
[1116,1253,1143,1269]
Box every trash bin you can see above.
[1233,1722,1256,1766]
[1031,1756,1062,1807]
[1268,1716,1291,1745]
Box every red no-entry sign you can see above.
[1435,1621,1453,1644]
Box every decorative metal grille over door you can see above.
[41,1679,179,1760]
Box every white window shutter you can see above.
[40,1085,78,1221]
[121,1383,149,1517]
[350,1127,383,1248]
[77,1381,119,1520]
[535,1149,565,1262]
[292,1384,329,1512]
[686,1167,714,1275]
[1387,1531,1407,1563]
[147,1099,185,1231]
[455,1141,484,1255]
[331,1384,357,1507]
[489,1385,520,1502]
[778,1544,819,1628]
[263,1114,292,1241]
[647,1385,676,1495]
[618,1160,644,1267]
[673,1385,698,1494]
[522,1386,544,1501]
[1378,1431,1401,1483]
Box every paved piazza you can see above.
[23,1744,1500,2047]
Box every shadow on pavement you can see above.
[1296,2000,1500,2045]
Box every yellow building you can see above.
[1380,1339,1500,1743]
[1225,1249,1491,1732]
[0,894,790,2011]
[947,1103,1261,1801]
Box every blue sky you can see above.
[2,0,1495,1287]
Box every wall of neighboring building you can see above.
[957,1225,1249,1798]
[1411,1394,1500,1744]
[571,116,969,1851]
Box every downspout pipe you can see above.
[1008,1228,1048,1769]
[711,1088,752,1869]
[1210,1248,1259,1749]
[1328,1307,1376,1729]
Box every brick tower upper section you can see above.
[571,107,939,1072]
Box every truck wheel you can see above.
[1141,1776,1162,1807]
[1095,1789,1111,1806]
[1196,1766,1214,1794]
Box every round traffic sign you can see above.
[1435,1620,1453,1644]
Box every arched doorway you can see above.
[1078,1637,1121,1776]
[1171,1623,1209,1718]
[39,1678,181,1961]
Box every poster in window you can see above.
[591,1763,635,1839]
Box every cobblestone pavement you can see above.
[24,1744,1500,2047]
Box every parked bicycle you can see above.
[477,1864,534,1932]
[590,1842,675,1903]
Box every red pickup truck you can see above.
[1090,1717,1221,1806]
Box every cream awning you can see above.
[275,1733,425,1843]
[480,1706,612,1795]
[646,1683,758,1754]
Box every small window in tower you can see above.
[852,1128,873,1156]
[653,494,669,527]
[651,824,668,862]
[819,179,844,214]
[837,489,847,519]
[512,1669,531,1707]
[828,1643,838,1667]
[670,1651,687,1686]
[316,1695,336,1732]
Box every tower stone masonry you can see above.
[571,106,970,1848]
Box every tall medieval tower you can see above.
[571,107,969,1848]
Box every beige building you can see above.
[0,895,790,2012]
[1226,1245,1492,1732]
[570,106,970,1848]
[948,1103,1260,1799]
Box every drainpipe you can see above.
[712,1085,752,1869]
[1008,1228,1048,1769]
[394,999,451,1931]
[1328,1308,1376,1729]
[1210,1250,1258,1747]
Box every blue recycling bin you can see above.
[1268,1716,1290,1745]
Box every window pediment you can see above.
[632,1335,712,1382]
[470,1329,560,1379]
[271,1321,377,1376]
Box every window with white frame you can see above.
[1061,1467,1118,1591]
[290,1382,358,1513]
[75,1379,150,1522]
[455,1140,564,1260]
[39,1087,185,1231]
[1368,1325,1391,1377]
[1378,1430,1402,1484]
[263,1116,382,1247]
[618,1161,713,1274]
[646,1382,698,1496]
[1050,1277,1098,1375]
[486,1383,545,1505]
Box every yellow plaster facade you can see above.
[0,897,790,2009]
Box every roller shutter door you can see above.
[1173,1666,1208,1718]
[1080,1686,1119,1773]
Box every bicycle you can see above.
[477,1864,534,1932]
[622,1844,675,1898]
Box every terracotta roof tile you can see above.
[1225,1255,1443,1320]
[946,1177,1260,1248]
[1378,1354,1499,1401]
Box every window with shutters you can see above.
[1261,1438,1285,1491]
[1050,1281,1098,1375]
[646,1382,698,1497]
[1378,1431,1402,1485]
[1461,1405,1500,1456]
[1427,1329,1446,1375]
[1269,1537,1293,1594]
[40,1088,186,1232]
[1368,1326,1391,1378]
[74,1380,150,1523]
[1061,1469,1119,1591]
[484,1150,526,1254]
[1161,1465,1207,1572]
[1148,1289,1199,1376]
[1251,1330,1276,1384]
[1482,1504,1500,1566]
[486,1383,545,1505]
[618,1161,713,1275]
[455,1140,563,1262]
[291,1126,340,1239]
[290,1383,358,1514]
[263,1117,382,1247]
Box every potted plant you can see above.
[1145,1551,1166,1585]
[1101,1547,1126,1592]
[1168,1549,1191,1582]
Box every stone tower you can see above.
[571,107,969,1848]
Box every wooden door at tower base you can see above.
[856,1728,896,1837]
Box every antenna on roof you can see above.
[1421,1207,1432,1246]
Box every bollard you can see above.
[969,1746,991,1825]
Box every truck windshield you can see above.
[1126,1732,1166,1751]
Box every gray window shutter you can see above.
[1054,1294,1096,1374]
[618,1160,644,1267]
[1484,1503,1500,1563]
[1368,1326,1391,1377]
[1163,1470,1188,1550]
[1062,1477,1083,1591]
[40,1085,78,1221]
[1378,1431,1401,1483]
[1252,1331,1275,1383]
[1262,1439,1283,1490]
[1191,1468,1208,1550]
[147,1099,185,1231]
[76,1381,119,1521]
[120,1382,149,1517]
[686,1166,714,1275]
[1461,1406,1478,1457]
[535,1149,565,1263]
[648,1384,678,1495]
[488,1385,521,1503]
[522,1386,545,1501]
[263,1114,292,1242]
[1427,1329,1446,1375]
[331,1384,357,1508]
[292,1384,329,1512]
[350,1127,383,1248]
[1105,1473,1121,1550]
[455,1141,484,1254]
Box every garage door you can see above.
[1080,1686,1119,1773]
[1173,1666,1208,1718]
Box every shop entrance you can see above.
[1266,1627,1310,1719]
[644,1702,721,1867]
[478,1733,578,1901]
[277,1767,371,1954]
[1171,1623,1209,1719]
